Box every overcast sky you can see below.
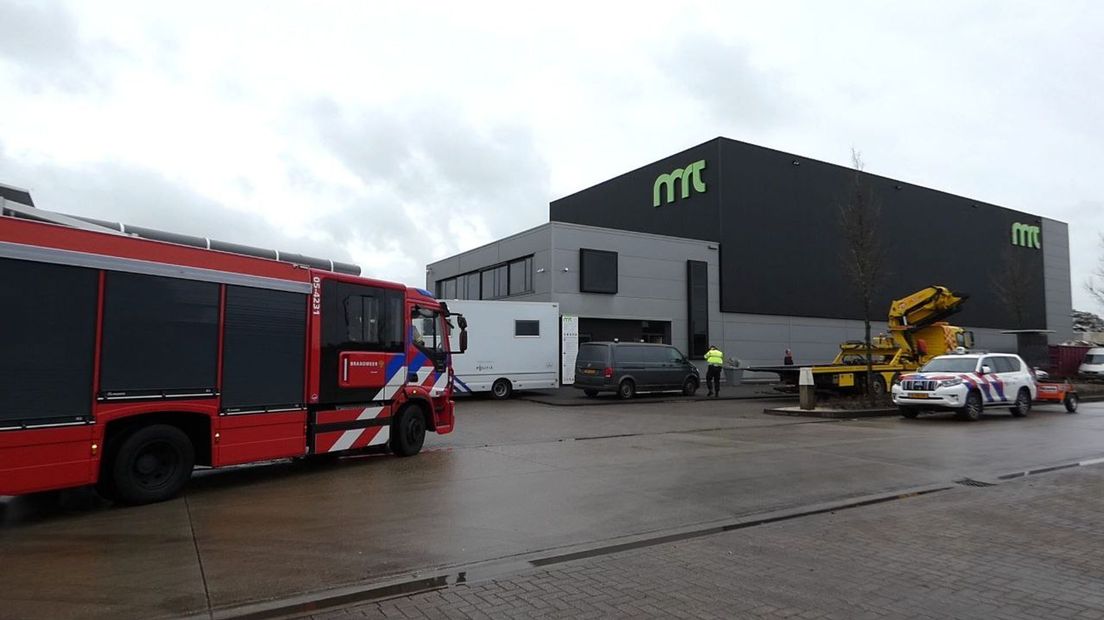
[1,1,1102,310]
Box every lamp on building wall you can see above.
[563,267,569,272]
[536,267,546,273]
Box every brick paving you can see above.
[304,465,1104,619]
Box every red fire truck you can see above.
[0,194,466,505]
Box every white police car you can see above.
[892,352,1037,421]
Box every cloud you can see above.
[654,35,792,126]
[0,143,354,267]
[0,1,120,93]
[306,98,551,282]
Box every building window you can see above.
[436,278,457,299]
[464,273,481,299]
[515,320,540,337]
[687,260,709,358]
[483,266,501,297]
[508,256,533,295]
[443,256,534,302]
[579,249,618,294]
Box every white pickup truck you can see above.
[892,352,1037,421]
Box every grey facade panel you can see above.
[425,224,552,298]
[1042,218,1073,343]
[428,219,1038,376]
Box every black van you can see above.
[573,342,700,399]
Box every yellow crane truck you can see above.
[751,286,974,395]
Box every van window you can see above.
[617,345,658,363]
[1085,353,1104,364]
[576,344,609,364]
[666,348,686,363]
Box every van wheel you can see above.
[1009,388,1031,417]
[583,389,598,398]
[1064,393,1078,413]
[682,377,699,396]
[391,405,426,457]
[958,391,983,421]
[618,380,636,400]
[109,424,195,505]
[491,379,513,400]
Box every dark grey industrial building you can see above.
[426,138,1072,368]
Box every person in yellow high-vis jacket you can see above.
[705,345,724,397]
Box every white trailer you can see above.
[443,300,560,399]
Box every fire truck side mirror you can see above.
[459,330,468,354]
[457,315,468,330]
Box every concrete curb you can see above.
[518,393,797,407]
[762,406,899,418]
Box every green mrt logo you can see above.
[1011,222,1041,249]
[653,160,707,207]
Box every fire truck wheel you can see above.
[1065,393,1079,413]
[110,424,195,505]
[1009,388,1031,417]
[491,378,513,400]
[391,405,427,457]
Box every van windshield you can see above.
[576,344,608,364]
[1085,354,1104,365]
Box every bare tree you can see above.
[1087,233,1104,310]
[838,149,887,405]
[991,246,1037,328]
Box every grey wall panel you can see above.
[547,223,719,354]
[1042,218,1073,343]
[425,224,552,296]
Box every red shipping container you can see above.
[1048,345,1093,377]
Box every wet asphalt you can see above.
[2,396,1103,619]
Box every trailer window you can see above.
[515,320,540,337]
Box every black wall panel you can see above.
[221,286,307,411]
[551,140,722,241]
[717,140,1045,329]
[100,272,219,396]
[0,259,97,424]
[579,249,619,294]
[687,261,709,357]
[552,137,1047,330]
